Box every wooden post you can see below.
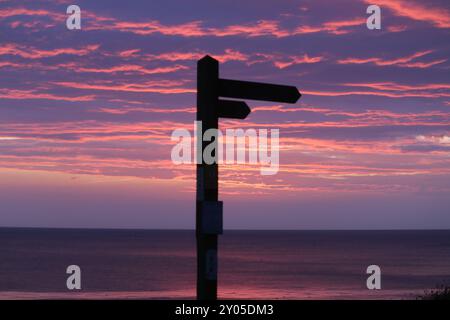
[195,55,300,300]
[196,56,219,300]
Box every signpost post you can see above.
[196,55,301,300]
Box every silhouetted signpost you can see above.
[196,55,301,300]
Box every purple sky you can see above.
[0,0,449,229]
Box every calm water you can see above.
[0,228,449,299]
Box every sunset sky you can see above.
[0,0,449,229]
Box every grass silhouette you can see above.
[418,284,450,300]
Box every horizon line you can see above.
[1,226,449,232]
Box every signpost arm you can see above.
[196,56,219,300]
[219,78,301,103]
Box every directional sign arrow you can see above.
[219,79,301,103]
[217,100,251,119]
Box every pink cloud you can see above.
[387,25,408,32]
[142,49,248,63]
[53,80,195,94]
[95,106,195,115]
[364,0,450,28]
[117,49,141,57]
[337,50,446,68]
[0,43,100,59]
[83,9,365,38]
[273,54,325,69]
[343,82,450,91]
[0,7,61,19]
[1,6,367,39]
[303,90,450,99]
[400,59,447,68]
[295,18,365,35]
[0,89,94,102]
[77,64,188,75]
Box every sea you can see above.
[1,228,449,300]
